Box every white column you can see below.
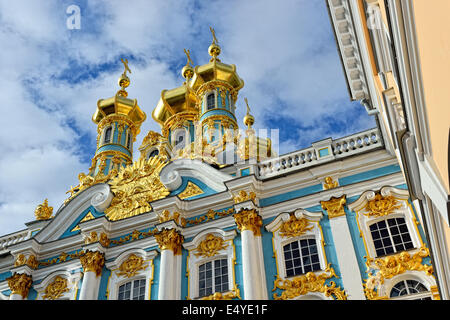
[241,229,264,299]
[155,228,183,300]
[79,250,104,300]
[158,249,174,299]
[321,196,365,300]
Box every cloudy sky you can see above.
[0,0,376,236]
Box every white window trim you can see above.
[34,270,82,300]
[348,186,423,259]
[378,270,435,300]
[266,209,326,281]
[105,249,157,300]
[183,228,237,300]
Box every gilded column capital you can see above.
[155,228,184,255]
[80,250,105,277]
[320,195,346,219]
[233,208,262,236]
[7,273,32,299]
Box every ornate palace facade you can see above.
[0,22,442,300]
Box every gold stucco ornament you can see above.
[116,254,148,278]
[155,228,184,255]
[363,194,401,217]
[34,199,53,220]
[194,234,228,258]
[279,214,314,238]
[273,264,347,300]
[42,276,70,300]
[233,208,262,236]
[105,156,169,221]
[7,273,33,298]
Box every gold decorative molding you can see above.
[363,245,433,300]
[233,190,256,204]
[116,254,148,278]
[430,285,441,300]
[180,208,235,227]
[279,214,314,238]
[178,181,204,200]
[80,251,105,277]
[71,212,95,232]
[105,156,169,221]
[14,254,38,270]
[363,194,401,217]
[155,228,184,255]
[233,208,262,236]
[7,273,32,298]
[42,276,70,300]
[201,285,241,300]
[273,265,346,300]
[323,176,338,190]
[38,250,85,267]
[158,210,181,224]
[34,199,53,220]
[320,195,346,219]
[194,234,228,258]
[84,231,110,247]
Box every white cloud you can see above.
[0,0,375,236]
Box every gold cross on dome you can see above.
[183,48,193,66]
[244,97,251,115]
[120,58,131,75]
[210,26,218,44]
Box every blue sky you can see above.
[0,0,376,236]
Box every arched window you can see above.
[206,92,215,110]
[126,132,132,149]
[104,126,112,144]
[118,279,146,300]
[390,279,431,300]
[369,217,414,257]
[174,130,186,149]
[198,258,229,297]
[148,149,159,159]
[283,238,321,277]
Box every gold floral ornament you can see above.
[178,181,204,200]
[14,254,38,269]
[363,194,401,217]
[320,195,346,219]
[7,273,32,298]
[194,234,228,258]
[105,156,170,221]
[363,245,433,299]
[116,254,148,278]
[323,176,338,190]
[158,210,181,225]
[34,199,53,220]
[273,265,347,300]
[233,208,262,236]
[279,214,314,238]
[84,231,110,247]
[79,251,105,277]
[233,190,256,204]
[202,285,241,300]
[42,276,70,300]
[155,228,184,255]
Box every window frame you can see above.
[206,91,216,111]
[103,125,113,145]
[183,229,238,300]
[266,209,326,282]
[105,249,157,300]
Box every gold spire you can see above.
[117,58,131,97]
[181,48,194,80]
[243,97,255,129]
[208,26,221,62]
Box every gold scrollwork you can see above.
[233,208,262,236]
[233,190,256,204]
[155,228,184,255]
[116,254,148,278]
[201,284,241,300]
[80,251,105,277]
[323,176,338,190]
[320,195,346,219]
[34,199,53,220]
[279,214,314,238]
[194,234,228,258]
[7,273,32,298]
[42,276,70,300]
[14,254,39,270]
[273,265,347,300]
[363,194,401,217]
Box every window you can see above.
[174,130,186,149]
[148,149,159,159]
[198,259,229,297]
[118,279,146,300]
[104,126,112,144]
[206,93,215,110]
[126,132,132,149]
[390,280,431,300]
[370,217,414,257]
[283,238,321,277]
